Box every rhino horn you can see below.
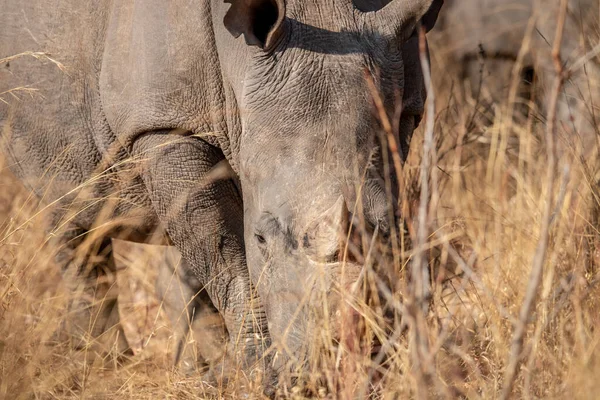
[304,196,350,263]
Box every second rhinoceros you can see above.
[431,0,600,152]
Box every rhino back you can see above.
[432,0,532,61]
[99,0,230,148]
[0,0,112,203]
[0,0,232,229]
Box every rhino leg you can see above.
[53,226,131,359]
[133,132,271,383]
[156,248,227,374]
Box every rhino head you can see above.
[223,0,442,371]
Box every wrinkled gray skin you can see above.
[0,0,441,381]
[431,0,600,152]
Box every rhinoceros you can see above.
[0,0,442,383]
[431,0,600,151]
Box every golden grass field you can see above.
[2,11,600,400]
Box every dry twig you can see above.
[501,1,569,397]
[404,26,437,400]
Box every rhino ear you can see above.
[422,0,443,32]
[359,0,443,41]
[223,0,286,49]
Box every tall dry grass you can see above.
[2,10,600,400]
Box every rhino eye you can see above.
[255,233,267,245]
[326,249,341,264]
[302,233,310,249]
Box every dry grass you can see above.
[3,13,600,400]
